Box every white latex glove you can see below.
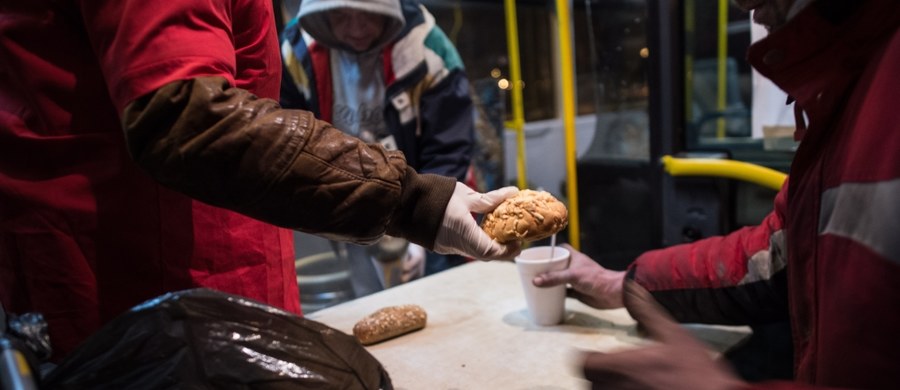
[433,182,522,260]
[400,243,426,283]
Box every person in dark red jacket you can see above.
[0,0,520,361]
[535,0,900,388]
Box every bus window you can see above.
[684,0,753,149]
[424,0,556,122]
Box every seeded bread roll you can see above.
[353,304,427,345]
[481,189,568,243]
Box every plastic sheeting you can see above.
[43,289,391,389]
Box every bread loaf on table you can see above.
[353,304,427,345]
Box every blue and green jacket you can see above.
[280,0,474,181]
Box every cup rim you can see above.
[514,246,570,264]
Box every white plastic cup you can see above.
[514,246,571,326]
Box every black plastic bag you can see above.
[42,289,391,389]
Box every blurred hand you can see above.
[581,280,746,390]
[433,183,521,260]
[533,244,626,309]
[401,243,426,283]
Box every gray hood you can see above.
[298,0,405,54]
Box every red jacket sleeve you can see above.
[77,0,239,112]
[627,180,791,325]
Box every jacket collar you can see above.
[748,0,898,141]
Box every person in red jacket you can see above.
[535,0,900,388]
[0,0,520,361]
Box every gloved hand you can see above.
[401,243,426,283]
[433,183,521,260]
[580,279,746,390]
[533,244,626,310]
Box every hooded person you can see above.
[281,0,478,291]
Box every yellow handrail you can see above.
[661,155,787,191]
[685,0,695,122]
[716,0,728,138]
[503,0,528,190]
[554,0,580,250]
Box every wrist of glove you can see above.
[433,183,522,260]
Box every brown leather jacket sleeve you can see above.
[120,76,455,248]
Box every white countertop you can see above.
[309,261,750,390]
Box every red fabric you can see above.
[382,42,396,86]
[632,184,786,291]
[0,0,300,360]
[309,42,333,123]
[630,1,900,388]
